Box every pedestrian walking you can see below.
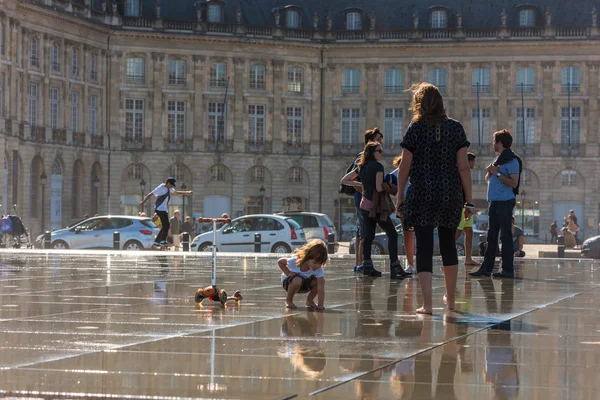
[550,221,558,244]
[140,177,193,248]
[396,82,473,314]
[170,210,182,249]
[469,129,522,279]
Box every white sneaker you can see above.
[405,265,416,274]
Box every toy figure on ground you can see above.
[278,239,327,310]
[194,285,242,306]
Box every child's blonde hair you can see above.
[295,239,328,266]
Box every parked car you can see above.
[582,235,600,258]
[35,216,160,250]
[275,211,338,251]
[190,214,306,253]
[349,225,483,257]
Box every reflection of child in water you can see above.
[279,313,326,378]
[278,240,327,310]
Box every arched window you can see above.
[126,58,145,84]
[288,167,304,183]
[286,10,300,28]
[561,170,578,186]
[346,12,362,30]
[169,163,186,182]
[210,165,225,181]
[430,10,448,28]
[208,3,222,23]
[519,9,535,27]
[127,163,143,180]
[250,166,264,182]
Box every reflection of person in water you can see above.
[151,256,170,305]
[279,312,326,378]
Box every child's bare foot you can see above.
[416,307,433,315]
[443,295,455,310]
[306,301,317,309]
[286,302,297,309]
[465,260,480,266]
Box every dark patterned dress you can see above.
[400,118,470,229]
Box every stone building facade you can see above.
[1,0,600,241]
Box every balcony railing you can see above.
[249,82,266,90]
[164,20,194,31]
[206,23,233,33]
[166,136,193,151]
[246,26,273,36]
[91,134,104,149]
[335,31,365,40]
[126,74,145,84]
[510,27,542,37]
[516,84,536,93]
[337,142,362,156]
[52,128,66,144]
[210,79,227,88]
[515,143,539,156]
[556,27,587,37]
[283,28,311,39]
[31,126,46,142]
[123,16,153,28]
[379,30,410,40]
[562,84,580,93]
[246,139,266,153]
[168,76,186,85]
[285,141,306,154]
[385,85,403,94]
[466,28,498,38]
[472,84,491,93]
[342,85,360,94]
[207,138,233,152]
[72,132,86,147]
[123,137,146,150]
[422,29,452,39]
[556,143,582,156]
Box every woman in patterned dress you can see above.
[395,83,474,315]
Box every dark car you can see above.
[582,235,600,258]
[349,225,483,256]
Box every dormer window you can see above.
[285,7,301,28]
[430,10,448,28]
[124,0,140,17]
[519,9,535,27]
[207,3,222,23]
[346,12,362,30]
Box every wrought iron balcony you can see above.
[31,126,46,142]
[168,76,186,85]
[472,84,491,93]
[285,141,307,154]
[123,137,146,150]
[210,79,227,88]
[385,85,403,94]
[207,138,233,152]
[126,74,145,84]
[516,84,535,93]
[336,142,362,156]
[562,84,580,93]
[91,134,104,149]
[342,85,360,94]
[52,128,66,144]
[246,139,271,153]
[72,132,86,147]
[165,136,193,151]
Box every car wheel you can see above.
[271,242,292,254]
[372,242,384,255]
[52,240,69,250]
[198,242,213,252]
[456,243,465,257]
[123,240,143,251]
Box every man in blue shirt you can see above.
[469,130,521,278]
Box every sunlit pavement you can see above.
[0,251,599,399]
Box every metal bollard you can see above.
[44,231,51,249]
[327,233,335,254]
[182,232,190,252]
[254,233,261,253]
[113,231,120,250]
[557,235,565,258]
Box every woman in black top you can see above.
[396,83,473,315]
[342,142,408,279]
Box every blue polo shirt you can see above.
[487,159,520,201]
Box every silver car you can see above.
[276,212,338,247]
[36,216,160,250]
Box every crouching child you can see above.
[278,239,327,311]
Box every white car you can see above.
[35,216,160,250]
[191,214,306,253]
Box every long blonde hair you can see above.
[409,82,447,125]
[295,239,328,266]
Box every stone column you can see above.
[82,46,90,143]
[232,57,245,152]
[8,20,19,121]
[365,63,378,129]
[540,61,556,156]
[151,52,164,150]
[585,61,599,156]
[62,40,70,135]
[321,64,335,154]
[107,50,123,142]
[409,63,422,86]
[451,62,465,121]
[496,61,510,140]
[271,59,284,153]
[192,55,206,151]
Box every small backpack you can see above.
[339,153,361,196]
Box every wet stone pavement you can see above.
[0,252,599,399]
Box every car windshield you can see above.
[285,218,301,229]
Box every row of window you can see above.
[472,169,579,187]
[26,84,98,135]
[27,39,98,81]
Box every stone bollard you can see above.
[113,231,120,250]
[327,233,335,254]
[254,233,261,253]
[557,235,565,258]
[182,232,190,252]
[44,231,51,249]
